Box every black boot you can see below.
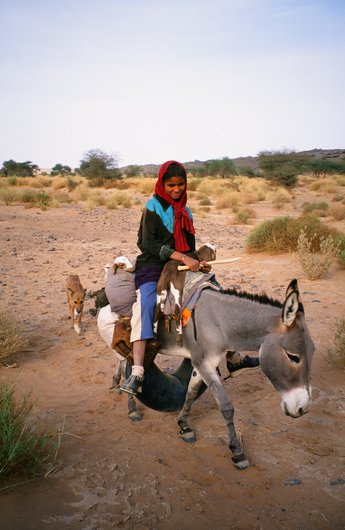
[226,351,260,378]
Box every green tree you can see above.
[258,151,306,188]
[306,158,345,178]
[1,159,38,177]
[125,164,142,177]
[79,149,121,186]
[51,163,72,176]
[205,157,237,177]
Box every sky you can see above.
[0,0,344,169]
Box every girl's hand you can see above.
[200,260,212,273]
[182,255,201,272]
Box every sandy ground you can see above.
[0,197,345,530]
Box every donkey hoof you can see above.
[180,428,197,443]
[232,453,250,470]
[128,410,143,422]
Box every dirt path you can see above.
[0,203,344,530]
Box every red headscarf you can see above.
[154,160,195,253]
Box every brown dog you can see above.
[66,274,86,334]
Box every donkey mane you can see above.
[222,288,283,308]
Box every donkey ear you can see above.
[282,291,299,327]
[285,279,299,298]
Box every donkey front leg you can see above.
[177,369,204,443]
[198,368,250,470]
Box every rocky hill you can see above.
[122,148,345,175]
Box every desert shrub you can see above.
[332,194,344,202]
[0,188,18,205]
[104,178,136,190]
[106,197,118,210]
[29,177,52,189]
[326,318,345,368]
[85,193,106,209]
[35,191,52,209]
[7,177,17,186]
[0,311,27,362]
[105,191,132,209]
[334,233,345,268]
[199,196,212,206]
[114,191,132,208]
[297,230,339,280]
[215,191,239,210]
[20,190,52,210]
[199,206,211,213]
[334,175,345,186]
[233,208,256,224]
[16,177,35,187]
[66,176,78,191]
[197,180,216,196]
[302,201,329,214]
[51,191,73,206]
[0,380,52,477]
[188,178,201,191]
[329,204,345,220]
[74,183,90,201]
[246,214,339,253]
[271,188,292,209]
[138,178,155,195]
[50,177,66,190]
[236,176,269,201]
[309,178,338,193]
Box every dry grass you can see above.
[309,178,338,193]
[0,311,27,362]
[232,207,256,224]
[246,214,341,254]
[106,191,132,209]
[270,188,293,209]
[329,204,345,220]
[0,380,53,477]
[215,191,239,210]
[297,230,340,280]
[326,318,345,368]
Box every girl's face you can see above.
[163,176,186,201]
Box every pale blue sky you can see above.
[1,0,344,169]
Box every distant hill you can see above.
[121,148,345,175]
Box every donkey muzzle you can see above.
[280,387,312,418]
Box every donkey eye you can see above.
[286,351,301,364]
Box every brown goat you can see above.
[154,244,216,345]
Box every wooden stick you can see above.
[178,257,241,271]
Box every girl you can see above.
[120,160,210,395]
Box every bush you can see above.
[326,318,345,368]
[329,204,345,221]
[0,188,18,205]
[20,190,52,209]
[246,214,341,253]
[233,208,256,224]
[199,196,212,206]
[0,381,52,477]
[188,178,201,191]
[297,230,339,280]
[66,177,78,191]
[302,201,329,214]
[0,311,27,362]
[7,177,17,186]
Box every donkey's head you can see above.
[259,279,315,418]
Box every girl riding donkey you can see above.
[121,160,259,396]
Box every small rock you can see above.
[330,478,345,486]
[282,479,301,486]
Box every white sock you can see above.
[131,365,144,379]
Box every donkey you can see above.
[98,279,314,469]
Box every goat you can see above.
[155,243,216,345]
